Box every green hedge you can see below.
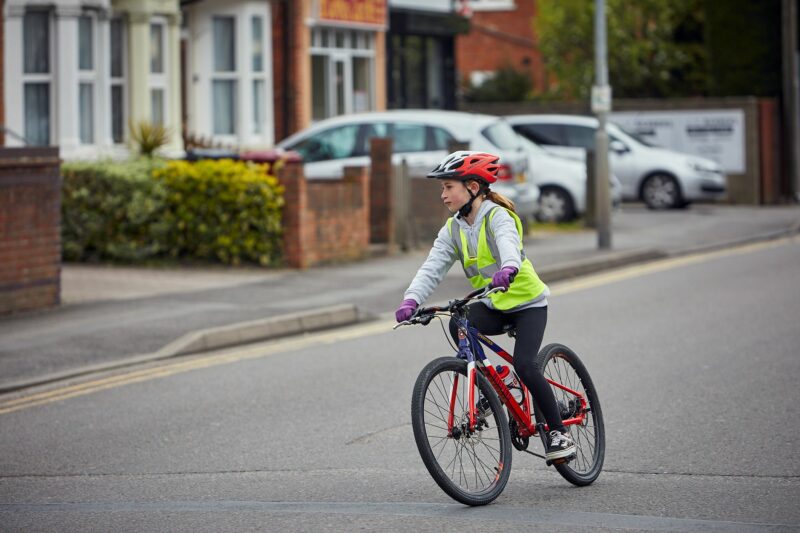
[62,158,285,266]
[62,159,169,262]
[154,160,284,265]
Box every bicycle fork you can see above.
[447,327,480,437]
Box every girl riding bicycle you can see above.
[395,151,575,462]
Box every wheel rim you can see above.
[543,355,601,476]
[421,368,506,495]
[643,175,677,208]
[538,190,567,222]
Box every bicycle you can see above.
[395,285,605,506]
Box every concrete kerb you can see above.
[0,304,367,395]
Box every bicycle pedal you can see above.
[546,453,576,467]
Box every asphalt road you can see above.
[1,237,798,532]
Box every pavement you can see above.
[1,203,798,393]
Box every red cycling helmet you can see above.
[426,151,501,185]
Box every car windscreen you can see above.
[481,120,522,150]
[611,123,657,147]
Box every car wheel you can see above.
[536,187,576,223]
[641,173,683,210]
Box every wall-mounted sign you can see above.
[318,0,387,28]
[611,109,746,174]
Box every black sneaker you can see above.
[545,430,576,461]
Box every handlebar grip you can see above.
[465,287,486,299]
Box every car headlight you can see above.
[687,159,720,173]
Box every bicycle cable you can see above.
[437,315,458,353]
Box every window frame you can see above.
[149,17,168,126]
[251,15,266,134]
[77,11,98,144]
[211,15,238,136]
[109,16,127,144]
[22,9,54,146]
[309,26,375,121]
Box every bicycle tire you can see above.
[534,343,605,486]
[411,357,512,506]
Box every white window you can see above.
[252,15,265,134]
[212,16,237,135]
[78,13,97,144]
[22,10,52,146]
[310,27,375,121]
[110,17,126,143]
[150,19,167,126]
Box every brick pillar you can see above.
[369,137,393,244]
[278,160,311,269]
[759,98,780,204]
[344,165,370,254]
[0,148,61,314]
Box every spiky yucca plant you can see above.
[129,120,171,157]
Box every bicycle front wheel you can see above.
[411,357,512,506]
[535,343,605,486]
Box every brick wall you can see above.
[409,176,451,246]
[0,148,61,314]
[456,2,547,93]
[369,138,394,244]
[278,161,370,268]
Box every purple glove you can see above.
[492,266,518,290]
[395,299,418,322]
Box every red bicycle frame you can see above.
[447,328,587,439]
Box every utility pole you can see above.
[592,0,612,249]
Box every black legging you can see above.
[448,303,566,433]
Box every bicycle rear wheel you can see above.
[534,343,605,486]
[411,357,512,506]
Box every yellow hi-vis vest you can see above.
[447,207,547,311]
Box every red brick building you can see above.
[271,0,388,144]
[455,0,547,94]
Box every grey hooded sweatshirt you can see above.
[403,200,548,312]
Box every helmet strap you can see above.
[456,181,488,219]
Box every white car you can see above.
[507,114,727,210]
[276,110,540,223]
[518,135,622,222]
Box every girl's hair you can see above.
[486,189,516,213]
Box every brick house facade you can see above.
[455,1,547,94]
[272,0,387,144]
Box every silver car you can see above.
[507,114,727,210]
[277,110,540,222]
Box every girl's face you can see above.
[440,179,477,213]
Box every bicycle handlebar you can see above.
[392,284,507,329]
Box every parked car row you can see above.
[196,110,728,223]
[507,114,727,210]
[277,110,540,223]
